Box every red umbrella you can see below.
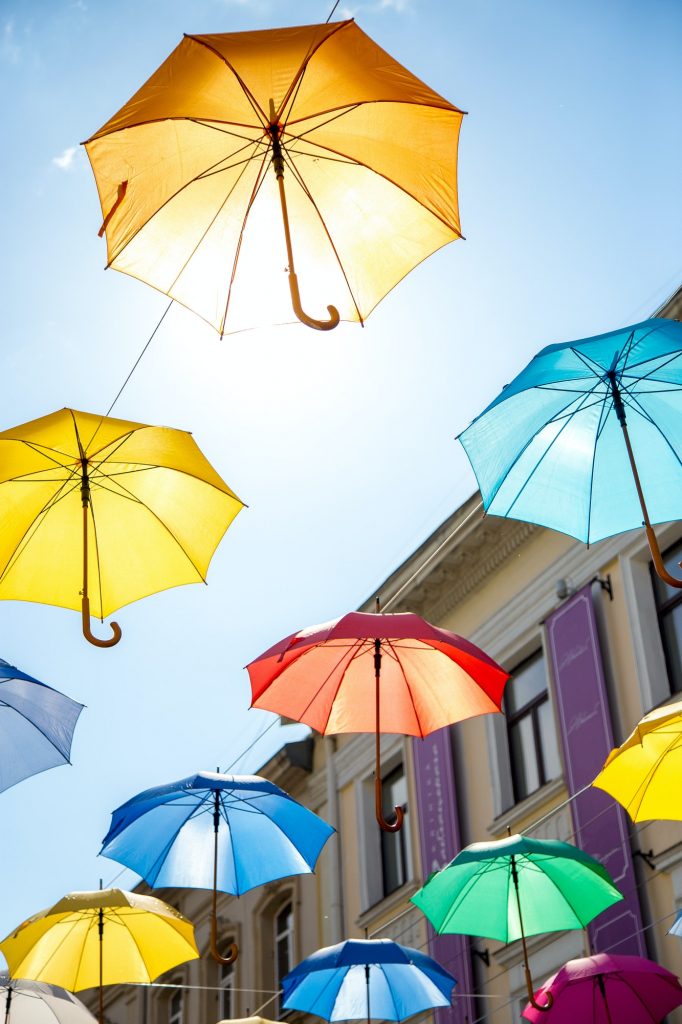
[247,606,508,832]
[522,954,682,1024]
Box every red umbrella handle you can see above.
[374,637,404,832]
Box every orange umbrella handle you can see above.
[268,112,340,332]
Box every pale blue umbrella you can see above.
[0,658,83,793]
[458,318,682,588]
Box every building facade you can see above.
[91,284,682,1024]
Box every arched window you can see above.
[274,902,294,1015]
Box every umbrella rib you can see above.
[90,474,209,585]
[219,144,272,336]
[105,133,264,270]
[385,639,425,739]
[619,732,682,816]
[130,798,208,885]
[112,909,151,981]
[618,386,682,470]
[622,350,682,386]
[525,857,592,930]
[277,20,353,124]
[1,697,79,761]
[282,146,364,323]
[438,858,504,936]
[184,35,268,127]
[618,973,658,1017]
[0,475,82,586]
[584,387,612,544]
[499,379,606,517]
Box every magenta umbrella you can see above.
[523,954,682,1024]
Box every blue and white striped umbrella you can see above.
[282,939,456,1022]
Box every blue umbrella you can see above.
[0,658,83,793]
[100,770,334,966]
[282,939,456,1022]
[458,318,682,588]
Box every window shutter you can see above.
[545,584,646,955]
[412,730,474,1024]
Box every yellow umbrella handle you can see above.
[81,485,122,648]
[268,109,340,332]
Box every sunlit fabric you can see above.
[593,699,682,821]
[85,20,464,334]
[0,658,83,793]
[282,939,456,1022]
[0,890,198,990]
[99,771,333,895]
[0,974,97,1024]
[522,954,682,1024]
[458,318,682,544]
[411,834,623,942]
[248,610,508,736]
[0,408,244,619]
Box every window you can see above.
[274,902,294,1015]
[651,539,682,695]
[380,764,411,896]
[505,652,561,802]
[168,989,183,1024]
[219,957,234,1019]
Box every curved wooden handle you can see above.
[375,775,404,833]
[525,969,554,1012]
[210,929,239,966]
[646,525,682,590]
[288,272,340,331]
[82,595,122,648]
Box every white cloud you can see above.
[378,0,410,9]
[1,19,21,64]
[52,146,78,171]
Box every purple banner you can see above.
[413,729,474,1024]
[545,585,646,956]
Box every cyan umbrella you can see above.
[0,658,83,792]
[281,939,456,1022]
[100,771,334,966]
[411,834,623,1012]
[458,318,682,589]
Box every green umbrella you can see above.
[411,834,623,1013]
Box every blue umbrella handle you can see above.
[210,789,239,965]
[210,910,239,966]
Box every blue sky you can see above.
[0,0,681,954]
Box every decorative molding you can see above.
[486,777,568,838]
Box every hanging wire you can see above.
[326,0,342,22]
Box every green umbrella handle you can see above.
[510,851,553,1012]
[524,967,553,1012]
[268,107,340,332]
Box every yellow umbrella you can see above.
[85,20,464,334]
[592,699,682,820]
[0,408,244,647]
[0,889,199,1024]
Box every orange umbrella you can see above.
[247,607,508,831]
[85,20,464,334]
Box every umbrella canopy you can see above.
[281,939,456,1022]
[247,609,508,831]
[0,889,199,1024]
[0,408,244,646]
[85,20,464,334]
[458,318,682,587]
[522,954,682,1024]
[0,975,96,1024]
[99,771,334,964]
[411,833,623,1010]
[0,658,83,793]
[593,699,682,821]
